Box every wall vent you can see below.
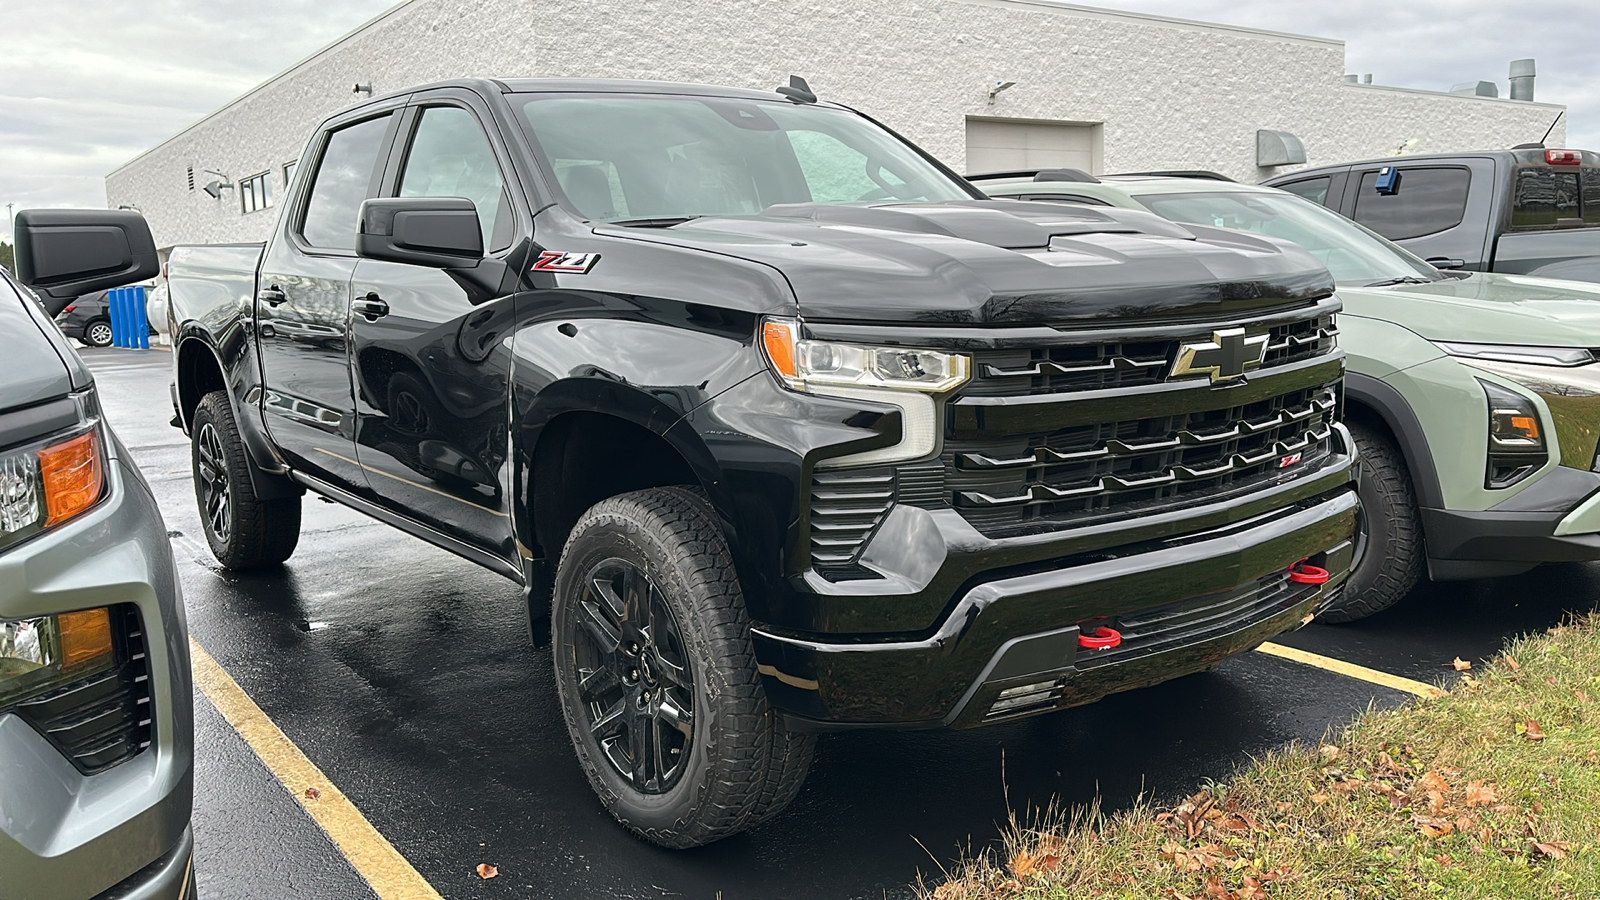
[186,166,195,191]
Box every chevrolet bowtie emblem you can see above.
[1170,328,1269,384]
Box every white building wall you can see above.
[106,0,1566,248]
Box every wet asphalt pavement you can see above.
[83,346,1600,900]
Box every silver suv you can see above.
[1,211,193,899]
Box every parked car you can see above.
[1262,148,1600,284]
[54,289,160,348]
[978,171,1600,620]
[167,77,1357,847]
[2,210,193,898]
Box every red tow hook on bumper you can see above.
[1287,559,1330,584]
[1077,626,1123,650]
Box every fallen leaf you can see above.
[1377,750,1401,773]
[1532,800,1545,815]
[1319,744,1341,763]
[1465,780,1499,807]
[1578,690,1591,704]
[1528,841,1573,860]
[1434,854,1453,867]
[1414,813,1454,839]
[1525,720,1545,741]
[1417,770,1451,794]
[303,787,321,801]
[1009,850,1038,878]
[1426,790,1446,815]
[1038,853,1061,872]
[1452,657,1473,671]
[1310,792,1329,805]
[1237,876,1267,900]
[1203,876,1231,900]
[1587,749,1598,764]
[476,863,498,880]
[1502,654,1521,671]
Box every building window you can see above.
[240,171,273,214]
[283,160,297,192]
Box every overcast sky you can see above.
[2,0,1595,242]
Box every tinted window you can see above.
[1586,171,1600,225]
[1278,176,1332,206]
[300,115,391,250]
[399,106,510,251]
[1352,167,1470,240]
[1512,168,1581,227]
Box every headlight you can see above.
[761,318,969,467]
[1478,378,1548,488]
[1,392,107,553]
[761,319,970,392]
[1,608,116,709]
[1437,342,1595,367]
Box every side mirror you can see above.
[357,198,483,268]
[13,209,159,301]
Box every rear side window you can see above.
[1512,168,1600,227]
[1353,166,1470,240]
[300,115,391,250]
[1278,176,1332,206]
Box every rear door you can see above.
[1340,159,1496,270]
[347,90,526,561]
[257,105,403,495]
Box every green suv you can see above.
[978,170,1600,621]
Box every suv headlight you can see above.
[761,318,969,467]
[1440,343,1600,476]
[1478,378,1547,488]
[1,608,116,709]
[1,390,108,553]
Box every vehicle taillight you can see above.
[1546,149,1582,165]
[60,305,76,314]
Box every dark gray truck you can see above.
[166,77,1359,847]
[1267,148,1600,283]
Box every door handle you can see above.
[1425,257,1467,270]
[257,286,286,307]
[353,294,390,320]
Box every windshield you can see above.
[1135,190,1441,286]
[516,94,974,223]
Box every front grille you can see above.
[809,468,895,573]
[963,313,1337,397]
[11,605,153,775]
[947,384,1339,536]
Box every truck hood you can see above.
[0,282,77,414]
[1340,271,1600,347]
[597,200,1333,324]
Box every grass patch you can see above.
[920,614,1600,899]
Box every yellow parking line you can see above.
[1255,641,1445,699]
[188,639,444,900]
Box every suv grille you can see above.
[962,313,1336,397]
[11,605,153,775]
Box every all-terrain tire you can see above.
[191,391,301,569]
[551,487,815,848]
[1320,419,1424,623]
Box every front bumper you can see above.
[754,489,1356,728]
[1423,465,1600,578]
[0,453,194,900]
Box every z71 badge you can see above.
[532,251,601,274]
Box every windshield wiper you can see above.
[1362,275,1436,287]
[608,216,701,228]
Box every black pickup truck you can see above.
[166,77,1358,847]
[1267,147,1600,282]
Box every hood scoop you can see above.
[760,200,1161,250]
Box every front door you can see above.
[349,100,521,559]
[257,110,396,496]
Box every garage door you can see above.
[966,118,1101,175]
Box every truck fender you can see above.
[173,332,302,501]
[1343,372,1445,509]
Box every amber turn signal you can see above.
[40,431,103,527]
[59,608,114,670]
[761,319,799,381]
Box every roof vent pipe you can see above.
[1510,59,1536,101]
[1343,74,1359,84]
[1362,74,1373,85]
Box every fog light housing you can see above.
[0,608,116,710]
[1480,378,1547,489]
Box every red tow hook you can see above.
[1287,559,1331,584]
[1077,626,1123,650]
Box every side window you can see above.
[1278,176,1332,207]
[398,106,510,251]
[1585,170,1600,225]
[1352,166,1470,240]
[300,115,392,251]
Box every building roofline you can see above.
[948,0,1342,48]
[1337,81,1566,109]
[107,0,419,178]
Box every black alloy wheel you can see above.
[573,558,696,794]
[195,421,231,543]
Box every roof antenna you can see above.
[1538,109,1565,147]
[777,75,817,104]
